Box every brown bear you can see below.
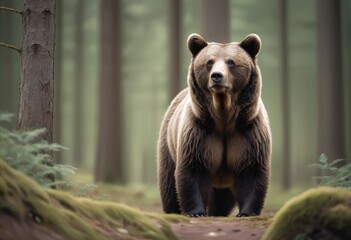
[157,33,271,217]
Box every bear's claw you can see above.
[236,212,258,217]
[186,213,207,217]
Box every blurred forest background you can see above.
[0,0,350,192]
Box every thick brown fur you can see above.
[157,33,272,217]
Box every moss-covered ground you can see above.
[3,162,349,240]
[0,160,186,240]
[263,187,351,240]
[66,172,351,240]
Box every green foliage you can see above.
[294,233,311,240]
[65,182,110,200]
[309,154,351,189]
[0,113,76,188]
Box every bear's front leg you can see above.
[175,163,210,217]
[235,166,269,217]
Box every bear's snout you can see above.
[211,72,224,83]
[208,60,231,92]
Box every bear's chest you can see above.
[204,133,247,187]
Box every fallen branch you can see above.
[0,42,21,53]
[0,6,22,15]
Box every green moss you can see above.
[262,187,351,240]
[217,216,273,222]
[159,213,188,223]
[0,160,187,239]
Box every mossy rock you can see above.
[0,160,187,240]
[263,187,351,240]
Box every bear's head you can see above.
[187,33,262,129]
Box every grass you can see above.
[66,170,162,211]
[68,170,308,216]
[265,183,308,209]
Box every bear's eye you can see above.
[227,60,235,67]
[206,60,214,68]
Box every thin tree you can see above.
[18,0,56,143]
[95,0,123,183]
[279,0,291,190]
[202,0,229,43]
[0,0,14,113]
[73,0,84,167]
[54,0,63,162]
[0,1,21,127]
[169,0,181,98]
[317,0,345,161]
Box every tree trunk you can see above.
[317,0,345,161]
[0,0,13,112]
[18,0,56,143]
[202,0,229,43]
[169,0,181,99]
[73,0,84,167]
[341,0,351,162]
[95,0,123,183]
[54,0,62,162]
[0,0,19,129]
[279,0,291,190]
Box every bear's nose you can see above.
[211,72,224,83]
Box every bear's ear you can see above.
[187,33,208,57]
[240,34,261,58]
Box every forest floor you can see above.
[170,210,274,240]
[3,162,348,240]
[67,172,299,240]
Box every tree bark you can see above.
[317,0,345,161]
[73,0,84,167]
[169,0,181,99]
[18,0,56,143]
[95,0,123,183]
[341,0,351,162]
[0,0,20,129]
[279,0,291,190]
[0,0,14,112]
[202,0,229,43]
[54,0,62,162]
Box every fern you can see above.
[309,153,351,189]
[0,113,76,188]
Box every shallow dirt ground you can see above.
[171,209,274,240]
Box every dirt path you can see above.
[171,210,274,240]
